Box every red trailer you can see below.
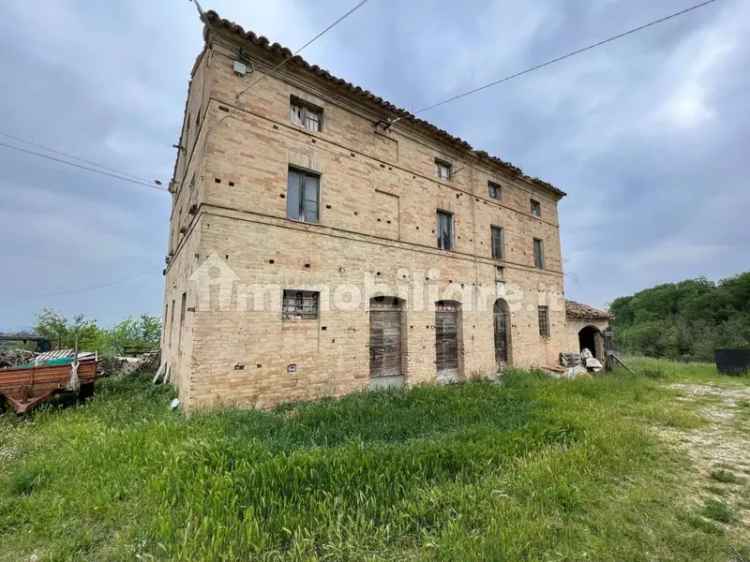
[0,352,97,414]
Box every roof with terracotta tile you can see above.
[203,10,566,198]
[565,300,612,321]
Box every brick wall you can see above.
[162,32,573,412]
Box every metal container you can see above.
[715,349,750,375]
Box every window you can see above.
[169,299,175,346]
[491,226,504,260]
[533,238,545,269]
[282,290,319,320]
[287,168,320,223]
[290,97,323,132]
[436,159,452,180]
[538,306,550,337]
[530,199,541,218]
[178,292,187,353]
[437,210,454,250]
[163,303,169,345]
[488,182,502,200]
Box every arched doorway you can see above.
[435,301,462,383]
[493,299,512,370]
[578,325,604,361]
[369,297,405,389]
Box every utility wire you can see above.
[236,0,371,100]
[0,141,169,192]
[0,131,158,186]
[398,0,719,120]
[29,271,160,299]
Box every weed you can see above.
[710,469,745,485]
[0,368,745,561]
[702,498,736,524]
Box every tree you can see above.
[611,272,750,361]
[33,309,161,356]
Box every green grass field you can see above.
[1,361,748,561]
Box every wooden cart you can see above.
[0,354,97,414]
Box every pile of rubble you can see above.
[98,351,160,377]
[0,349,35,369]
[558,349,604,379]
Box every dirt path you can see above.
[661,382,750,554]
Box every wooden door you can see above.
[494,300,509,368]
[370,298,403,386]
[435,302,460,382]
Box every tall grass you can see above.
[0,370,745,561]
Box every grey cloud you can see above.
[0,0,746,329]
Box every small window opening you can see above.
[290,96,323,132]
[282,290,320,320]
[435,159,452,180]
[538,305,550,337]
[287,167,320,223]
[533,238,545,269]
[530,199,542,218]
[437,210,454,250]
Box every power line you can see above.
[0,131,158,185]
[0,141,169,192]
[236,0,371,100]
[28,271,160,299]
[395,0,719,121]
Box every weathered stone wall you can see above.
[162,34,573,411]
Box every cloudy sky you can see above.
[1,0,747,330]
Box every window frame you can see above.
[436,210,454,251]
[491,225,504,260]
[533,238,545,270]
[530,199,542,218]
[538,305,550,337]
[435,159,452,181]
[488,181,502,200]
[290,96,323,133]
[282,290,320,320]
[286,167,320,224]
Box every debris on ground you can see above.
[99,351,160,377]
[0,349,35,369]
[581,348,603,372]
[560,352,582,368]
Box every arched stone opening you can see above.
[579,325,604,362]
[493,299,512,370]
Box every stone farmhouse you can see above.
[161,11,610,411]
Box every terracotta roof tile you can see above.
[565,300,612,321]
[203,10,566,198]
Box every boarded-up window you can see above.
[488,182,501,200]
[282,290,319,320]
[530,199,541,218]
[491,226,504,259]
[436,159,452,180]
[437,210,453,250]
[290,97,323,132]
[538,305,550,337]
[287,168,319,223]
[373,190,399,240]
[533,238,545,269]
